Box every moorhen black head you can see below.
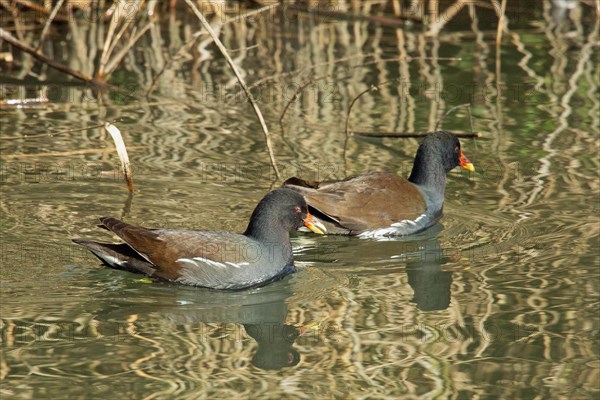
[73,189,326,290]
[283,131,474,237]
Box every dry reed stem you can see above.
[0,0,26,41]
[34,0,65,52]
[428,0,467,36]
[102,21,154,77]
[496,0,508,46]
[11,0,68,20]
[183,0,280,180]
[0,27,106,86]
[147,2,276,97]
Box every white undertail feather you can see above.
[91,251,127,267]
[357,214,429,238]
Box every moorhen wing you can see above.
[283,131,474,237]
[73,189,327,289]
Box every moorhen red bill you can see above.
[283,131,475,237]
[73,189,327,290]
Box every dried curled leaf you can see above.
[104,122,133,192]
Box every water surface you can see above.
[1,2,599,399]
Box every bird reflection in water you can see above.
[406,237,453,311]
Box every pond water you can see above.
[1,2,599,399]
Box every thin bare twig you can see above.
[224,3,280,23]
[98,6,120,77]
[428,0,467,36]
[279,74,330,123]
[345,80,396,137]
[34,0,65,53]
[11,0,69,20]
[496,0,508,46]
[345,86,377,137]
[435,103,472,131]
[343,80,396,175]
[0,28,106,86]
[0,0,25,42]
[102,21,154,78]
[106,11,140,61]
[149,0,277,93]
[183,0,280,179]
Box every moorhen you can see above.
[283,131,474,237]
[73,189,327,289]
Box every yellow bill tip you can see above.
[462,162,475,172]
[304,213,327,235]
